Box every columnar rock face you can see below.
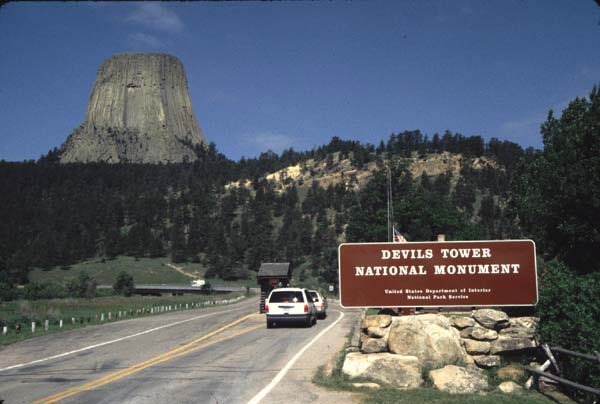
[59,53,205,163]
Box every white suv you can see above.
[308,290,328,319]
[265,288,317,328]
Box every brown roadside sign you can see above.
[338,240,537,308]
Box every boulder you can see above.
[471,327,499,341]
[510,317,539,329]
[342,353,422,389]
[472,309,509,329]
[460,326,498,341]
[450,316,475,329]
[490,337,537,354]
[360,333,370,347]
[463,354,476,365]
[361,337,388,354]
[463,339,491,355]
[474,355,502,368]
[361,315,392,329]
[366,326,390,339]
[429,365,489,394]
[497,365,527,382]
[499,318,537,338]
[388,314,468,368]
[498,381,523,394]
[499,327,535,339]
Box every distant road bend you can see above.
[96,284,260,294]
[0,296,360,403]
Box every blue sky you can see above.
[1,1,599,162]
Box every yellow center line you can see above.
[35,313,261,404]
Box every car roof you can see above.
[270,287,306,292]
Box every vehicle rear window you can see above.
[308,292,319,302]
[269,291,305,303]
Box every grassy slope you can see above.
[28,256,258,287]
[29,256,191,284]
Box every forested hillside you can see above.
[0,132,523,288]
[1,87,598,294]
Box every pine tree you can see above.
[513,86,600,272]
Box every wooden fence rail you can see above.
[550,346,600,364]
[526,343,600,399]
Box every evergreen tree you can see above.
[245,194,275,272]
[453,177,476,215]
[513,86,600,273]
[277,206,304,266]
[169,216,187,263]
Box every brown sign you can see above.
[338,240,537,308]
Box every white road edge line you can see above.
[247,310,345,404]
[0,305,248,372]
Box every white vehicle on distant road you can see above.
[307,290,327,319]
[265,288,317,328]
[190,279,205,287]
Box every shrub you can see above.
[536,260,600,391]
[23,281,68,300]
[201,281,213,294]
[0,282,16,301]
[113,271,135,297]
[66,272,97,299]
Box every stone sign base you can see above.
[343,308,539,393]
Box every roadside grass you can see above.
[313,328,554,404]
[28,256,258,287]
[29,256,191,285]
[315,361,554,404]
[360,388,554,404]
[0,292,245,346]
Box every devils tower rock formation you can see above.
[59,53,205,163]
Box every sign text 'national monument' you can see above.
[338,240,537,307]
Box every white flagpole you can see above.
[390,163,394,239]
[387,164,391,242]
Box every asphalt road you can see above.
[0,297,361,404]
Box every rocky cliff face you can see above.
[59,53,205,163]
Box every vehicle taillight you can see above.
[265,303,269,313]
[304,304,308,313]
